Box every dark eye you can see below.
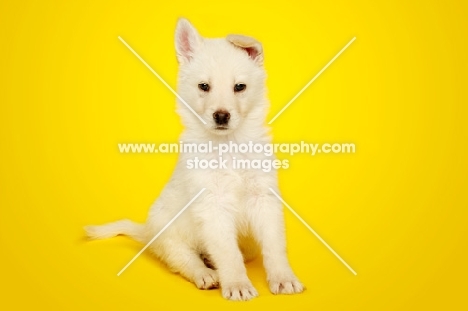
[198,83,210,92]
[234,83,246,92]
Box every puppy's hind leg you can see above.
[152,238,219,290]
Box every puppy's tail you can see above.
[84,219,146,244]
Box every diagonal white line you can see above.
[118,36,207,125]
[268,37,356,124]
[269,188,357,275]
[117,188,206,276]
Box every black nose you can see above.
[213,110,230,125]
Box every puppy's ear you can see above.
[175,18,203,64]
[227,34,263,65]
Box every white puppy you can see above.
[85,18,304,301]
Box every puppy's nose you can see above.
[213,110,230,125]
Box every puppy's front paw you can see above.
[269,276,304,295]
[193,268,219,290]
[222,281,258,301]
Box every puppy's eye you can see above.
[198,83,210,92]
[234,83,246,92]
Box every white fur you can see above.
[85,18,304,301]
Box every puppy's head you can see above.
[174,18,267,136]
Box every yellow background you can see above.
[1,0,467,310]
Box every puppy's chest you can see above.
[205,146,268,163]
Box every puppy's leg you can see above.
[151,238,219,290]
[198,208,258,300]
[247,191,304,295]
